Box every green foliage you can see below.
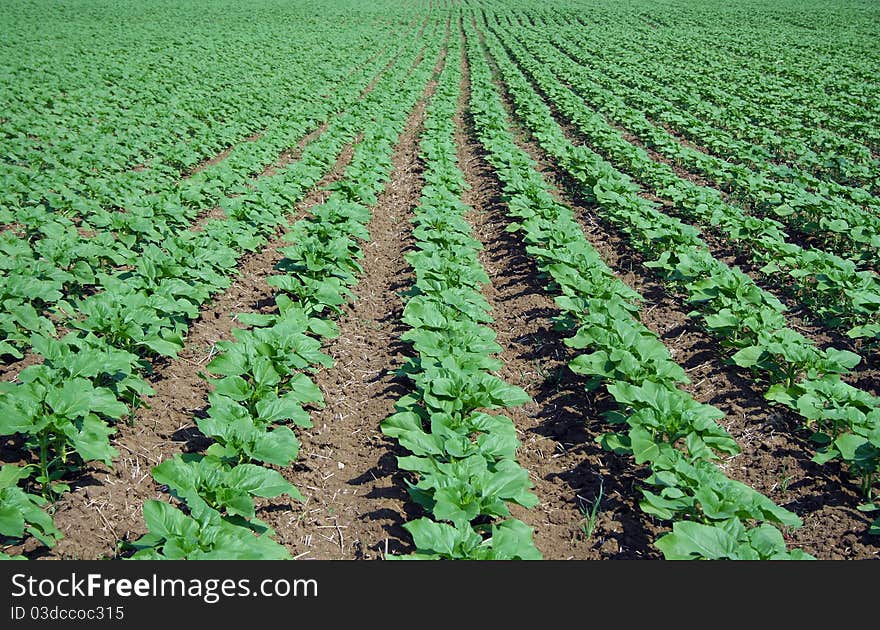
[465,19,811,558]
[0,2,438,558]
[472,7,880,530]
[131,17,444,560]
[381,34,541,559]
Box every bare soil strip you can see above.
[612,117,879,355]
[185,130,265,178]
[35,143,358,560]
[473,24,879,559]
[8,22,433,560]
[259,124,329,179]
[457,48,661,559]
[535,60,880,360]
[262,48,448,562]
[0,352,42,382]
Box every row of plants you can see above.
[491,15,880,265]
[0,16,422,361]
[127,22,447,560]
[484,18,880,343]
[0,22,438,559]
[523,14,879,207]
[381,31,541,559]
[472,15,880,535]
[464,18,811,559]
[0,1,420,223]
[544,6,880,173]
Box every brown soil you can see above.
[0,71,383,382]
[260,46,448,561]
[4,19,434,561]
[5,16,878,563]
[457,44,662,559]
[15,143,358,560]
[0,106,357,382]
[614,126,880,346]
[473,21,880,560]
[190,206,229,233]
[184,130,264,178]
[0,351,43,382]
[496,25,880,412]
[0,15,414,387]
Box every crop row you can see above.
[543,6,880,168]
[496,15,880,266]
[464,16,810,559]
[0,15,426,362]
[525,15,880,206]
[381,30,541,560]
[0,18,438,558]
[472,12,880,535]
[128,26,446,557]
[483,17,880,342]
[0,3,420,218]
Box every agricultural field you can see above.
[1,0,879,560]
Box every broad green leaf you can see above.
[0,504,25,538]
[404,518,457,556]
[71,415,117,464]
[731,346,764,369]
[141,337,183,358]
[655,521,738,560]
[229,464,302,501]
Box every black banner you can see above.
[0,560,871,625]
